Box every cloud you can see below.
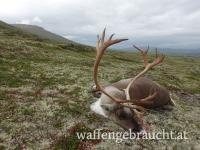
[17,19,30,24]
[32,16,42,23]
[0,0,200,49]
[16,16,42,25]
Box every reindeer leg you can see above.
[162,105,174,110]
[132,100,154,108]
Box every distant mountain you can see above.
[0,20,38,39]
[12,24,75,44]
[117,46,200,56]
[0,20,15,29]
[163,47,199,55]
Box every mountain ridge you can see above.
[114,46,200,56]
[12,23,75,44]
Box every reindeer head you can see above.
[90,28,165,133]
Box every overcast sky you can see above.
[0,0,200,49]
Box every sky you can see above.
[0,0,200,50]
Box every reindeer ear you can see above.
[101,104,117,112]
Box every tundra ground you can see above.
[0,26,200,149]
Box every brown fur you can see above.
[111,77,172,108]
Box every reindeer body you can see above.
[110,77,173,108]
[91,77,174,132]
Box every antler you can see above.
[93,29,165,112]
[94,29,146,112]
[93,28,128,104]
[124,45,165,101]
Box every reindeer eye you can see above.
[97,91,101,96]
[104,106,110,111]
[92,91,102,98]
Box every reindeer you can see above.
[90,29,175,133]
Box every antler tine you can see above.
[120,92,157,104]
[133,44,149,53]
[121,103,146,113]
[149,54,165,68]
[96,28,128,56]
[109,33,115,40]
[133,45,149,67]
[96,35,101,56]
[100,28,106,47]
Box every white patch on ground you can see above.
[41,89,59,97]
[40,139,51,149]
[0,86,34,93]
[90,99,108,118]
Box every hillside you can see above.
[0,21,39,40]
[0,20,200,149]
[12,24,75,44]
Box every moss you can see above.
[19,106,35,116]
[190,88,200,94]
[59,102,89,116]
